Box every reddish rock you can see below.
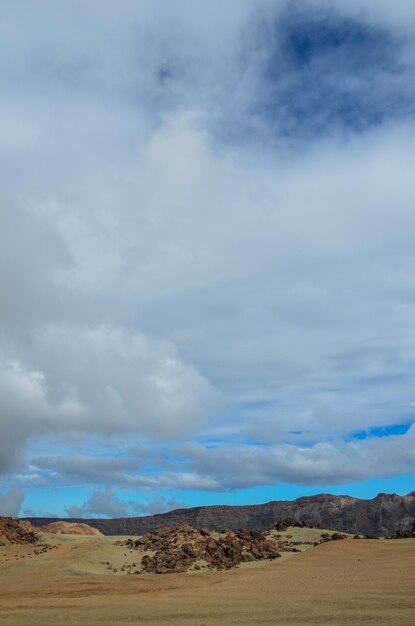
[0,517,39,545]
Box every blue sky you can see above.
[1,0,415,518]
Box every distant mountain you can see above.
[24,491,415,537]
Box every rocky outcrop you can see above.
[274,519,309,531]
[0,517,39,545]
[319,531,346,542]
[24,491,415,537]
[112,522,349,574]
[116,523,282,574]
[387,521,415,539]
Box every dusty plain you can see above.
[0,531,414,625]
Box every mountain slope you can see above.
[24,491,415,537]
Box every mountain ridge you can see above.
[24,491,415,537]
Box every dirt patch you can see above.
[0,538,414,625]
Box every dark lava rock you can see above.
[391,522,415,539]
[274,519,308,532]
[330,532,346,541]
[120,525,282,574]
[320,532,346,543]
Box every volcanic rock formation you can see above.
[0,517,39,545]
[119,523,281,574]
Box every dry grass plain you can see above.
[0,532,414,625]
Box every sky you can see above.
[1,0,415,518]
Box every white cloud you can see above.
[1,0,415,496]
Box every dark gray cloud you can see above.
[28,451,219,492]
[0,488,24,516]
[0,200,72,336]
[179,425,415,488]
[34,454,143,486]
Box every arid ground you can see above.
[1,532,414,625]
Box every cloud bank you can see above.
[1,0,415,515]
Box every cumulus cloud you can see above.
[130,496,187,516]
[64,490,186,519]
[1,0,415,506]
[0,326,214,474]
[65,489,128,518]
[25,425,415,493]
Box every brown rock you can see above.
[39,521,102,536]
[0,517,39,545]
